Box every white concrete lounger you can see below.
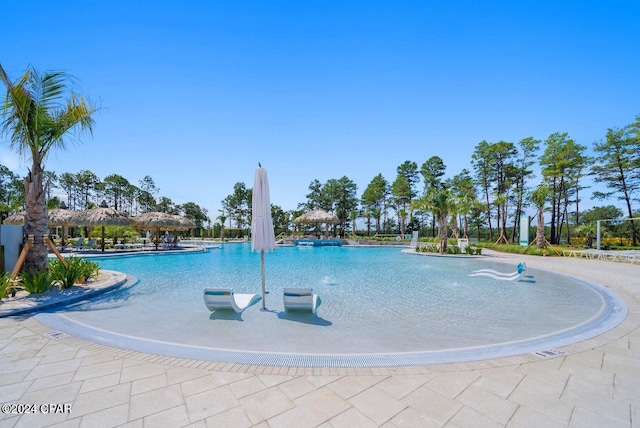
[283,288,318,313]
[617,250,640,263]
[203,288,259,313]
[563,249,585,257]
[470,271,524,281]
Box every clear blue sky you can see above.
[2,1,639,220]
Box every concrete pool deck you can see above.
[0,250,638,427]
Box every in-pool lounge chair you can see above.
[203,287,258,313]
[81,238,97,250]
[469,262,528,281]
[283,288,318,313]
[69,237,85,250]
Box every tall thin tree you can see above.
[592,121,640,246]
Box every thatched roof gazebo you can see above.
[134,211,181,230]
[169,214,196,230]
[48,208,76,226]
[294,209,340,225]
[47,208,77,246]
[294,209,340,237]
[3,212,25,225]
[69,207,134,251]
[133,212,195,249]
[4,208,77,226]
[4,208,78,246]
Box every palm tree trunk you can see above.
[463,215,469,239]
[23,168,49,272]
[431,214,436,238]
[536,209,545,249]
[438,213,448,254]
[451,215,459,239]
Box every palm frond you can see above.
[1,64,97,164]
[37,70,67,108]
[40,94,97,156]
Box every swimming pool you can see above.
[36,244,628,367]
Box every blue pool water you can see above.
[37,244,628,367]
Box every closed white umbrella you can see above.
[251,164,276,310]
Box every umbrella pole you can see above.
[261,250,266,310]
[101,226,105,252]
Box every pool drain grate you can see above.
[45,331,69,340]
[533,349,565,358]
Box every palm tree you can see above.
[574,222,598,248]
[411,187,453,254]
[531,184,549,250]
[371,207,382,235]
[217,213,227,240]
[397,208,407,238]
[455,192,477,239]
[0,64,97,272]
[349,210,358,235]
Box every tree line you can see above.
[219,116,640,247]
[0,168,210,230]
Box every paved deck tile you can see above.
[292,387,351,425]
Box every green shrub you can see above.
[416,244,439,253]
[50,257,101,289]
[20,270,53,294]
[474,242,554,256]
[418,237,438,243]
[446,246,462,255]
[77,258,100,281]
[466,246,482,255]
[50,257,83,289]
[0,273,10,299]
[416,244,482,255]
[92,226,140,244]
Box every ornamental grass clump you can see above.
[20,270,53,294]
[78,258,100,281]
[0,273,10,299]
[49,257,99,289]
[445,246,462,255]
[465,246,482,255]
[49,258,83,289]
[416,245,439,253]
